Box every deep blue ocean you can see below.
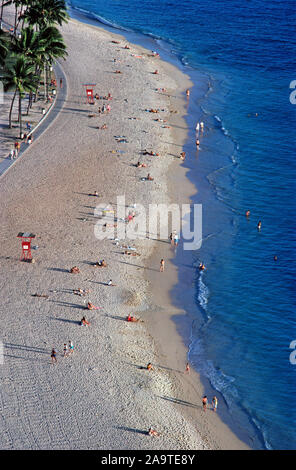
[67,0,296,449]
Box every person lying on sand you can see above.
[73,288,90,296]
[87,302,102,310]
[32,293,49,299]
[89,191,99,197]
[148,428,160,437]
[142,150,159,156]
[100,124,108,129]
[153,70,159,74]
[126,314,142,322]
[115,70,122,74]
[141,174,154,181]
[70,266,80,274]
[95,260,107,267]
[136,162,147,168]
[103,223,117,228]
[124,250,140,256]
[80,316,90,326]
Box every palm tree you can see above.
[11,25,44,62]
[41,0,69,27]
[11,25,45,110]
[3,53,39,136]
[0,29,10,65]
[38,25,67,100]
[21,0,69,30]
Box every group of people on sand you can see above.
[202,396,218,412]
[51,341,74,363]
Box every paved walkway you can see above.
[0,60,67,179]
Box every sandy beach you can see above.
[0,12,251,450]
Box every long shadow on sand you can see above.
[5,343,49,354]
[117,260,159,272]
[47,267,69,273]
[3,354,49,363]
[49,300,86,309]
[154,364,184,374]
[50,316,81,325]
[104,314,126,322]
[114,426,148,436]
[157,395,200,409]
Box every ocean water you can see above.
[67,0,296,449]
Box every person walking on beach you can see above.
[185,362,190,374]
[160,259,165,272]
[14,141,20,156]
[173,233,179,246]
[51,348,57,364]
[212,396,218,412]
[63,343,68,357]
[68,341,74,354]
[202,396,208,412]
[60,78,63,88]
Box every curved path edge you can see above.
[0,60,67,180]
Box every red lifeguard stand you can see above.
[83,84,96,104]
[17,232,36,261]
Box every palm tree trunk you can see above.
[27,91,33,114]
[8,88,17,128]
[13,3,17,36]
[44,62,47,101]
[0,1,4,29]
[18,91,22,139]
[15,4,23,31]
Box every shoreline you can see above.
[1,7,250,449]
[67,7,257,449]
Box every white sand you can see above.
[0,13,251,450]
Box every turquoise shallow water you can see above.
[68,0,296,449]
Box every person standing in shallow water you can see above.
[212,396,218,412]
